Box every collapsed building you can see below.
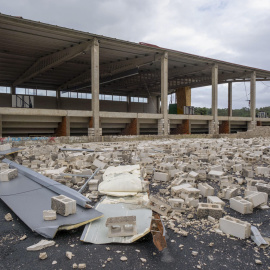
[1,13,270,138]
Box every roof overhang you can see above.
[1,13,270,96]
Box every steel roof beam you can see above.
[13,41,92,86]
[58,54,161,90]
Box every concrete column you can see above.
[157,96,161,113]
[56,90,61,109]
[136,118,140,135]
[11,86,15,105]
[11,86,16,95]
[66,116,70,136]
[250,71,256,129]
[89,117,93,128]
[120,118,138,135]
[55,116,70,137]
[127,95,131,112]
[211,64,219,134]
[161,52,168,135]
[91,38,100,137]
[219,121,230,134]
[171,120,190,135]
[0,115,2,137]
[228,82,232,117]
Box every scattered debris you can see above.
[251,226,269,247]
[39,252,47,260]
[20,235,27,241]
[255,259,262,265]
[43,210,57,221]
[51,195,76,217]
[27,240,55,251]
[66,251,75,259]
[120,256,127,261]
[1,137,270,268]
[4,213,13,221]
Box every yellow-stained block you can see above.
[176,86,191,114]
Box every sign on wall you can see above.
[12,95,34,108]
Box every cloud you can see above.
[1,0,270,109]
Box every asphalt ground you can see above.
[0,173,270,269]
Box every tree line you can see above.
[194,106,270,117]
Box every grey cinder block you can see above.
[51,195,76,216]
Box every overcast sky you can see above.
[1,0,270,109]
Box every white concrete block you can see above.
[180,187,200,200]
[0,163,9,171]
[0,144,11,151]
[0,169,18,182]
[198,182,214,197]
[221,187,238,200]
[92,159,106,169]
[171,184,192,196]
[43,210,57,221]
[229,196,253,214]
[168,198,185,212]
[208,170,225,181]
[154,171,169,182]
[219,216,251,239]
[245,192,267,208]
[232,164,242,172]
[207,196,225,207]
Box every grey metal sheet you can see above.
[60,148,95,152]
[0,172,103,239]
[80,202,152,244]
[3,159,91,208]
[251,226,269,247]
[0,148,24,155]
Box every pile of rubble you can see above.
[1,136,270,266]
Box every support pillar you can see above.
[11,86,16,95]
[157,96,161,113]
[161,52,168,135]
[127,95,131,112]
[89,117,93,128]
[66,116,70,136]
[219,121,230,134]
[171,120,190,135]
[211,64,219,134]
[121,118,138,135]
[11,86,15,105]
[91,38,100,137]
[0,115,2,138]
[221,82,232,134]
[249,71,256,130]
[56,90,61,109]
[228,82,232,117]
[55,116,70,137]
[137,118,140,135]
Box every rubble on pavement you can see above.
[1,136,270,264]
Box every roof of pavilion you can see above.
[1,13,270,97]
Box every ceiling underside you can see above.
[1,13,270,97]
